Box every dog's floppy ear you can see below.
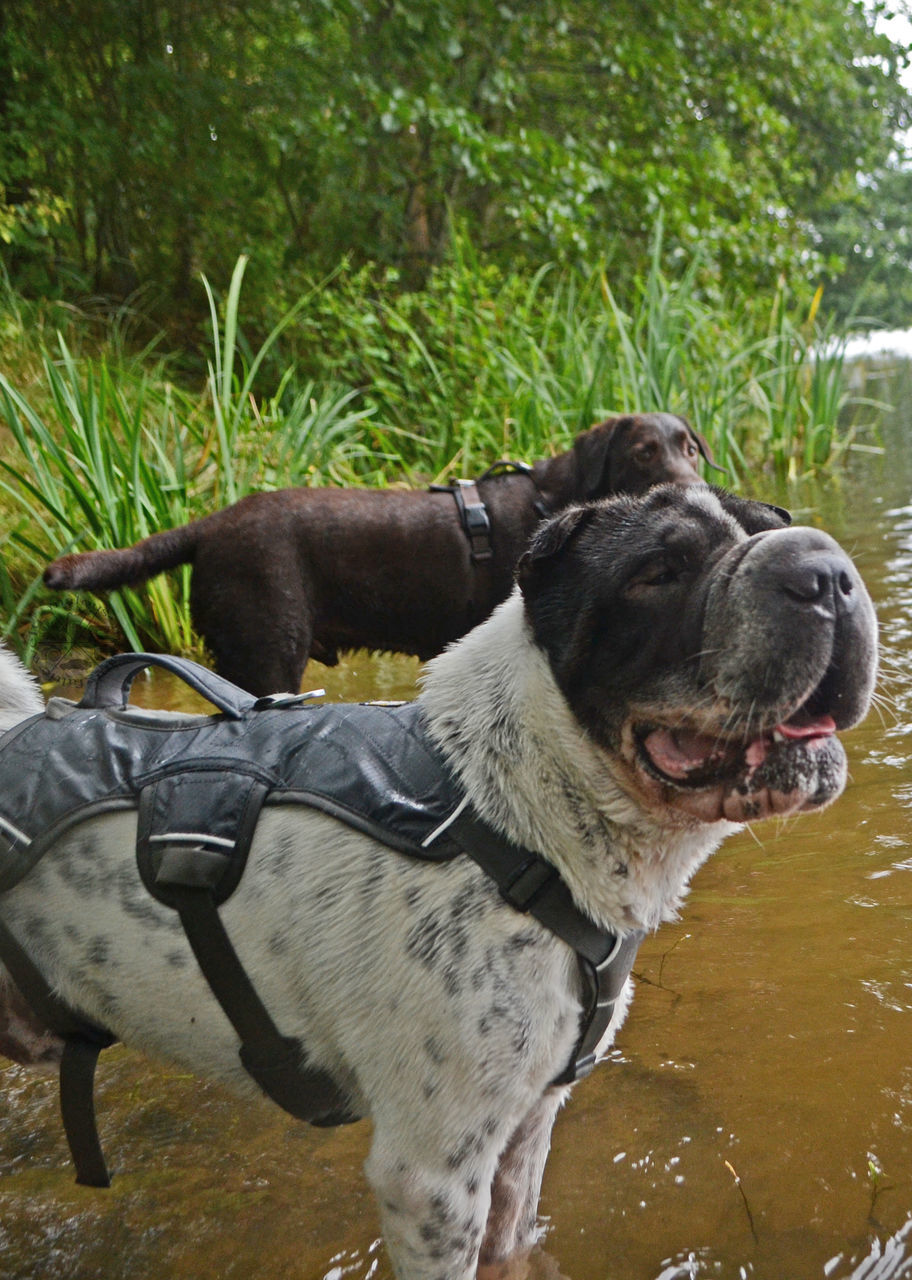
[573,418,625,499]
[686,422,727,476]
[517,503,600,592]
[710,487,792,533]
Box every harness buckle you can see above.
[500,855,556,911]
[455,480,493,563]
[252,690,326,710]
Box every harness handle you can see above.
[79,654,257,720]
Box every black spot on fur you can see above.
[424,1036,447,1066]
[55,836,105,895]
[315,881,341,907]
[505,928,540,952]
[267,930,289,956]
[407,913,443,968]
[266,831,298,877]
[86,937,110,966]
[360,850,388,899]
[447,1127,489,1170]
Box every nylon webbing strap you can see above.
[452,480,493,563]
[447,809,643,1083]
[0,917,115,1186]
[477,458,551,519]
[429,480,494,563]
[168,887,357,1126]
[60,1037,111,1187]
[562,928,643,1084]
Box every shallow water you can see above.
[3,380,912,1279]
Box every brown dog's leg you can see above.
[480,1089,566,1265]
[191,560,315,696]
[206,612,313,696]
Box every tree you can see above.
[0,0,909,316]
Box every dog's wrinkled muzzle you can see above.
[628,526,877,824]
[699,526,878,731]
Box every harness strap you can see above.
[446,809,643,1084]
[429,479,493,562]
[0,916,115,1186]
[430,460,553,560]
[60,1037,111,1187]
[167,887,357,1126]
[477,459,535,481]
[451,480,493,563]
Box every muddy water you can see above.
[4,379,912,1279]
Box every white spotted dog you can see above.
[0,485,878,1280]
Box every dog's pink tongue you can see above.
[776,715,836,739]
[744,715,836,768]
[643,728,722,779]
[646,715,838,779]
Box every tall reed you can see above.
[0,281,376,657]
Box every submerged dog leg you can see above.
[479,1088,567,1264]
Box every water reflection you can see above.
[322,1239,383,1279]
[825,1217,912,1279]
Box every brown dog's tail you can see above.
[44,523,199,593]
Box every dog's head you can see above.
[573,413,721,498]
[518,485,877,825]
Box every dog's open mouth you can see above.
[636,713,837,789]
[631,704,847,823]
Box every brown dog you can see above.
[45,413,716,695]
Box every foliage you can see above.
[0,271,377,657]
[0,0,909,322]
[0,248,870,657]
[281,224,867,483]
[815,162,912,327]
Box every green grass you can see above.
[0,275,377,659]
[0,229,873,660]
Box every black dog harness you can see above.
[430,460,549,563]
[0,653,641,1187]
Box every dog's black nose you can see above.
[699,522,877,729]
[780,551,858,612]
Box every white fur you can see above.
[0,646,43,731]
[421,590,732,932]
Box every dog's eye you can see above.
[626,559,679,591]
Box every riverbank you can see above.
[0,252,873,661]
